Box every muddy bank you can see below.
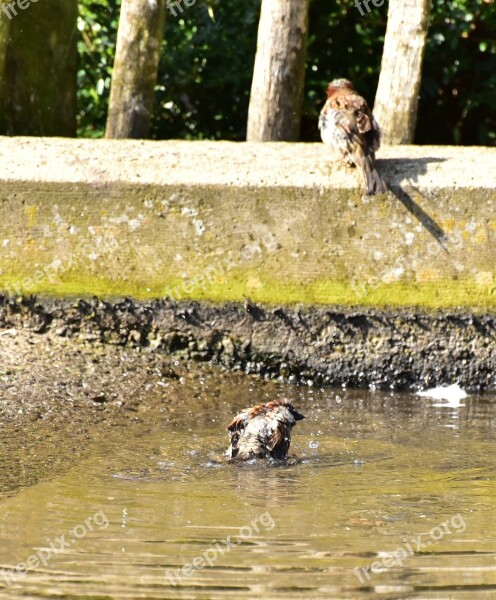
[0,321,266,496]
[1,295,494,391]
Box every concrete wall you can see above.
[0,137,495,309]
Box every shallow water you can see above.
[0,372,495,599]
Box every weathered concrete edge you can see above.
[0,139,495,310]
[0,179,494,310]
[1,138,496,189]
[1,295,494,392]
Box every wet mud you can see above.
[1,295,494,392]
[0,316,256,496]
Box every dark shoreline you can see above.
[1,295,494,391]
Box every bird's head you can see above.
[326,78,354,97]
[266,398,305,426]
[228,399,304,429]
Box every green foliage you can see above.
[76,0,496,145]
[153,0,261,140]
[420,0,496,145]
[77,0,120,137]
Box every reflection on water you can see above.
[0,373,495,599]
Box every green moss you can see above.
[0,178,494,311]
[1,270,494,310]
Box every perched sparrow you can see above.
[226,399,305,461]
[319,78,387,195]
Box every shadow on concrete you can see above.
[390,185,449,252]
[381,157,449,252]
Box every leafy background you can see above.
[77,0,496,145]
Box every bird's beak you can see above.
[292,410,305,421]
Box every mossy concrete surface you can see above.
[0,137,495,309]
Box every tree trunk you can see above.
[0,0,77,136]
[0,18,10,134]
[373,0,431,144]
[105,0,165,139]
[247,0,309,142]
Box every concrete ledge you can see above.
[0,138,495,308]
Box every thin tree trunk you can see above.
[247,0,309,142]
[106,0,165,139]
[0,0,77,136]
[373,0,431,144]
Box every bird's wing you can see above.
[332,92,374,133]
[320,88,383,158]
[226,411,249,458]
[266,422,291,459]
[334,92,381,153]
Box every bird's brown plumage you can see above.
[319,78,387,195]
[226,399,305,461]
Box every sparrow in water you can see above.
[319,78,387,195]
[226,399,305,461]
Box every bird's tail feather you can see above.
[357,155,387,195]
